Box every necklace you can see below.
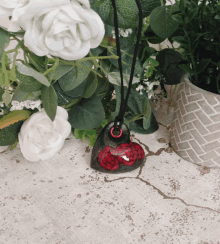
[90,0,145,173]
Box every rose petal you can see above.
[29,142,42,154]
[60,4,83,22]
[55,39,90,60]
[37,33,49,53]
[45,35,64,51]
[41,133,63,148]
[0,6,12,17]
[53,118,71,139]
[79,8,104,38]
[49,20,69,36]
[41,8,59,34]
[37,140,65,161]
[24,25,48,56]
[90,27,105,49]
[22,0,70,16]
[56,106,69,121]
[0,0,25,8]
[18,133,40,162]
[19,109,48,139]
[7,20,21,32]
[78,23,90,41]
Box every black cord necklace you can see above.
[90,0,145,173]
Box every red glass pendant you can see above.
[90,121,145,173]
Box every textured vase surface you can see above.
[169,75,220,168]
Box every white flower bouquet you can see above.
[0,0,161,162]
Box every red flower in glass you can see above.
[98,142,145,170]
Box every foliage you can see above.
[144,0,220,94]
[0,0,162,147]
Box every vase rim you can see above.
[181,74,219,97]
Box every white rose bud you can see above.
[18,106,71,162]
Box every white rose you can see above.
[10,0,105,60]
[0,0,29,18]
[18,106,71,162]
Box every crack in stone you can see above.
[104,176,220,214]
[134,137,165,177]
[104,139,220,214]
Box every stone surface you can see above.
[1,122,220,244]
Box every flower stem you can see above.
[76,54,119,63]
[43,58,59,83]
[1,47,20,106]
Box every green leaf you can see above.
[142,96,151,117]
[2,89,11,107]
[51,64,73,81]
[179,0,185,14]
[217,73,220,94]
[107,43,143,77]
[156,48,182,71]
[0,110,31,129]
[0,28,10,60]
[0,120,23,146]
[8,69,17,82]
[145,66,157,78]
[41,85,58,122]
[11,87,41,102]
[0,71,4,88]
[172,36,187,46]
[143,112,152,130]
[53,82,76,106]
[28,51,47,71]
[116,86,144,115]
[91,0,105,8]
[95,75,110,100]
[58,60,93,92]
[68,94,105,130]
[140,0,161,18]
[90,46,105,56]
[54,78,87,104]
[82,131,86,141]
[112,85,124,116]
[195,59,211,74]
[9,139,18,151]
[144,25,166,44]
[90,0,160,29]
[172,13,184,24]
[74,129,85,139]
[124,112,158,134]
[16,63,50,87]
[164,64,186,85]
[185,8,199,23]
[88,134,98,147]
[108,72,139,87]
[16,69,42,92]
[101,119,109,128]
[0,87,4,101]
[143,57,159,68]
[150,5,179,39]
[178,64,194,74]
[83,72,98,98]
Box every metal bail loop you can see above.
[110,127,123,138]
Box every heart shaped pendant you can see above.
[90,121,145,173]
